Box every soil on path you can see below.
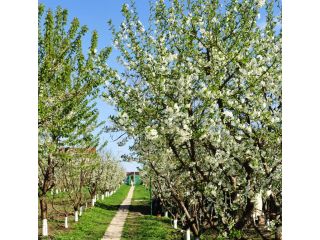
[101,185,134,240]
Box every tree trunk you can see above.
[79,206,83,216]
[185,228,191,240]
[173,193,199,236]
[90,192,96,206]
[275,226,282,240]
[173,219,178,229]
[40,197,48,220]
[73,204,79,222]
[235,200,254,230]
[40,197,48,236]
[74,210,79,222]
[64,216,68,228]
[42,219,48,236]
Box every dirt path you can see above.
[101,185,135,240]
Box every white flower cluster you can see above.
[145,126,158,140]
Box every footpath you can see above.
[101,185,135,240]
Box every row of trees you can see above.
[38,5,125,236]
[106,0,281,239]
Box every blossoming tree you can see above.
[38,4,111,236]
[106,0,281,238]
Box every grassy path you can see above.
[52,185,130,240]
[121,185,180,240]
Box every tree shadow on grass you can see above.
[94,202,121,211]
[95,202,147,214]
[95,199,151,216]
[129,202,150,215]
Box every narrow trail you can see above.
[101,185,135,240]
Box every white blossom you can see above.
[145,126,158,140]
[223,110,234,118]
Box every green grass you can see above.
[121,185,181,240]
[45,184,130,240]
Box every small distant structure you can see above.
[125,171,141,185]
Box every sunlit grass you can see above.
[121,185,181,240]
[40,184,130,240]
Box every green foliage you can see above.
[229,229,244,239]
[38,3,111,196]
[38,2,111,192]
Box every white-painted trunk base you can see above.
[79,206,83,216]
[102,195,104,200]
[42,219,48,236]
[173,219,178,229]
[75,211,79,222]
[164,211,168,217]
[64,217,68,228]
[85,202,88,208]
[92,199,95,207]
[185,228,190,240]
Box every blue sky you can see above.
[38,0,150,172]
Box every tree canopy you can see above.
[106,0,281,238]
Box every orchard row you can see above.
[38,4,125,237]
